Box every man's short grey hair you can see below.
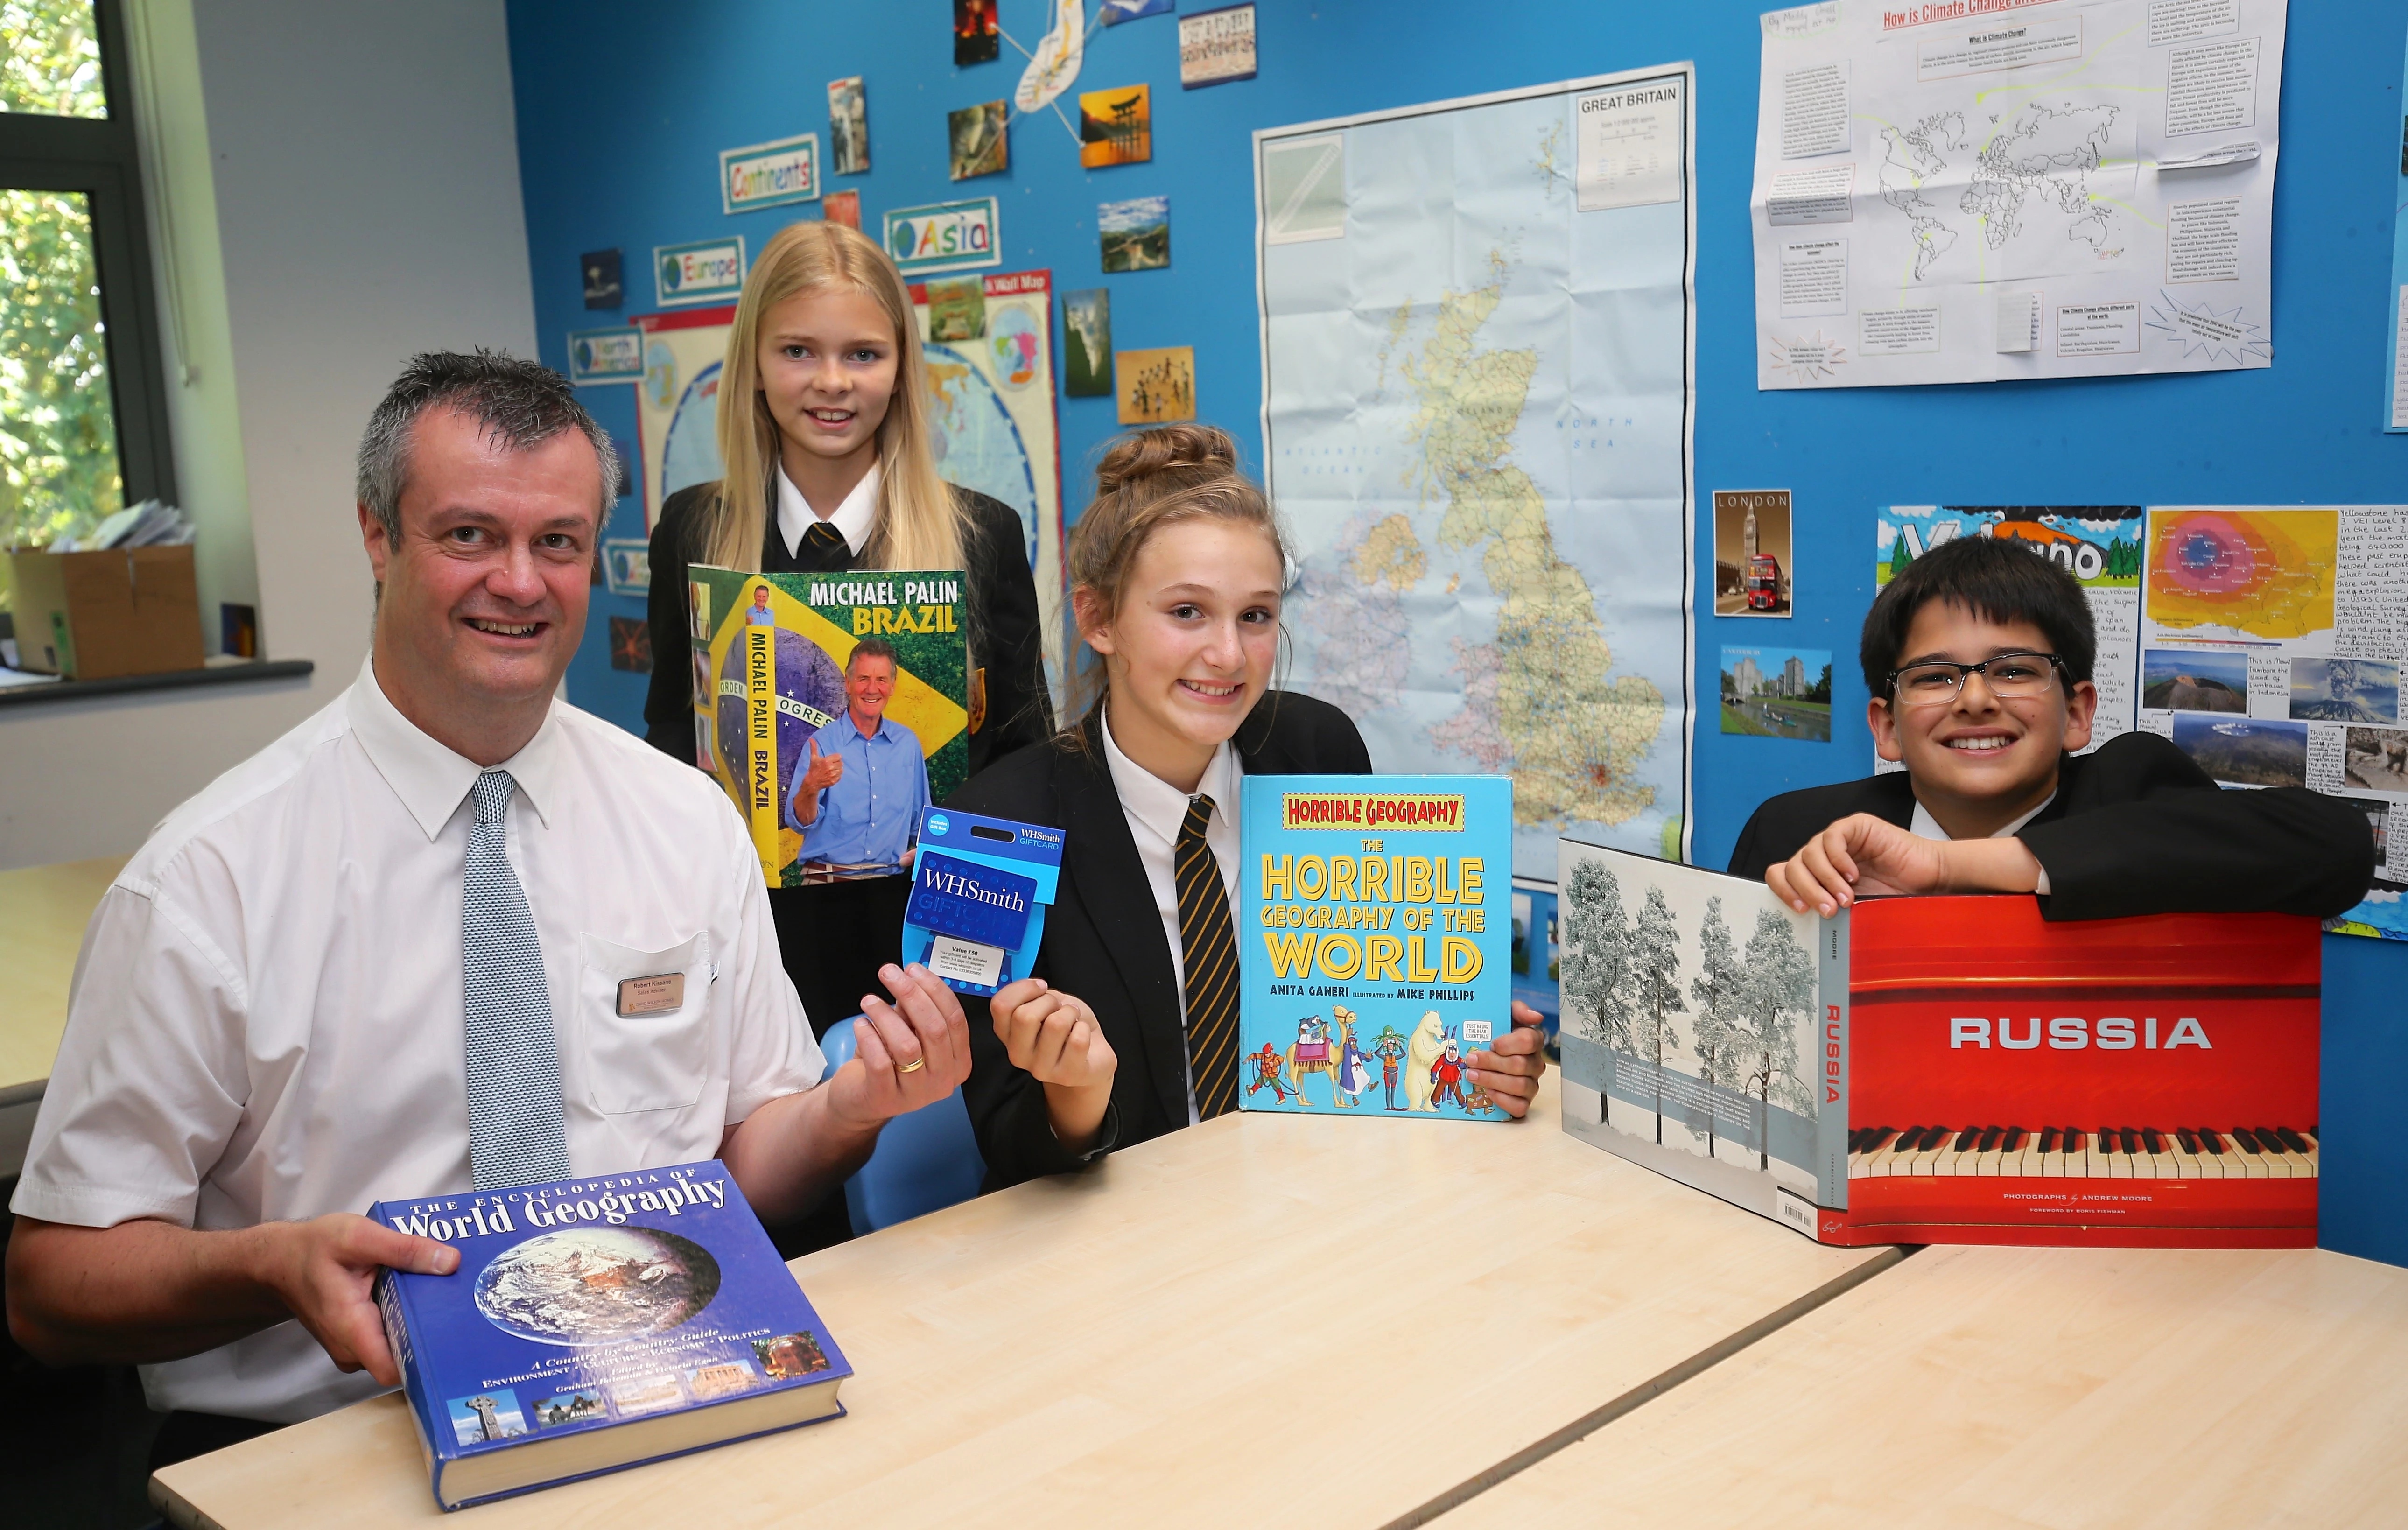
[356,350,625,540]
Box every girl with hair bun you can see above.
[639,221,1053,1249]
[948,424,1548,1186]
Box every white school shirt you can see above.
[1909,793,2057,894]
[1099,707,1241,1127]
[775,459,878,558]
[12,657,824,1422]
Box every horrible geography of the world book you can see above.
[1237,774,1514,1120]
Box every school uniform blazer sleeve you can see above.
[2017,732,2377,921]
[945,692,1373,1191]
[958,488,1056,774]
[1726,772,1918,881]
[641,484,712,764]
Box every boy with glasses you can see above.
[1729,536,2373,920]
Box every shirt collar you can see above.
[1909,790,2056,842]
[348,653,564,840]
[1100,702,1241,841]
[776,460,880,559]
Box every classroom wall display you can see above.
[2135,505,2408,941]
[630,304,734,529]
[884,196,1000,276]
[828,77,868,175]
[2387,23,2408,429]
[1753,0,2286,390]
[1179,4,1257,89]
[824,189,860,230]
[566,326,643,385]
[1712,489,1791,617]
[1115,345,1193,424]
[606,614,652,673]
[1078,84,1152,167]
[1098,195,1168,272]
[581,248,621,309]
[652,236,745,308]
[948,100,1009,180]
[1015,0,1085,116]
[910,268,1066,690]
[1873,507,2144,772]
[1258,63,1697,886]
[719,133,820,215]
[953,0,997,66]
[1060,288,1112,397]
[601,538,650,597]
[1719,644,1831,742]
[1100,0,1172,22]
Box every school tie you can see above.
[461,769,573,1190]
[1174,794,1241,1119]
[799,519,849,568]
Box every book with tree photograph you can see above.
[1554,840,2321,1249]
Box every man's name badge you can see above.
[617,973,686,1017]
[905,850,1037,996]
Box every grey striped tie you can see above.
[462,769,572,1190]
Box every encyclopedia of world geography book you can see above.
[1237,774,1514,1120]
[687,565,970,888]
[370,1162,851,1511]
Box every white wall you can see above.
[0,0,538,869]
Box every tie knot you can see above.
[1179,793,1216,844]
[472,769,517,828]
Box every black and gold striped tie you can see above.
[1174,793,1241,1118]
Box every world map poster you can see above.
[631,271,1065,688]
[1254,64,1698,887]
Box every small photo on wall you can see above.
[581,248,622,310]
[2174,715,2309,789]
[1098,196,1169,272]
[1712,489,1792,617]
[823,189,861,230]
[927,274,988,342]
[608,616,653,674]
[949,100,1009,180]
[954,0,998,65]
[1720,645,1832,741]
[828,77,869,175]
[1079,84,1152,168]
[1116,345,1193,424]
[1061,288,1113,397]
[2289,657,2401,725]
[2141,646,2247,713]
[1101,0,1173,21]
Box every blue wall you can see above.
[505,0,2408,1264]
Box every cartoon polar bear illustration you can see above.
[1405,1011,1447,1112]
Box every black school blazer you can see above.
[945,693,1373,1187]
[639,480,1053,774]
[1726,731,2375,921]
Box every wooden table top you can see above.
[1436,1241,2408,1530]
[0,854,123,1095]
[153,1076,1890,1528]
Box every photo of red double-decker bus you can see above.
[1746,552,1785,611]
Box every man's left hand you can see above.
[825,963,974,1131]
[1465,1000,1549,1119]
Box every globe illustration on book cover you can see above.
[473,1228,723,1346]
[713,624,846,807]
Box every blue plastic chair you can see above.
[819,1015,987,1232]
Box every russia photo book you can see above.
[1555,839,2321,1249]
[1237,774,1514,1119]
[371,1162,851,1511]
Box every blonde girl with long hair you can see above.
[946,424,1548,1186]
[640,224,1051,1242]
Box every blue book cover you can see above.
[900,807,1064,997]
[370,1162,850,1511]
[1238,774,1515,1119]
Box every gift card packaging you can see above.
[902,809,1064,997]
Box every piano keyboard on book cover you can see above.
[1845,1124,2320,1179]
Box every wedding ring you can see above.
[895,1056,927,1074]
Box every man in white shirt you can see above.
[4,351,971,1461]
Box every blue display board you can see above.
[505,0,2408,1267]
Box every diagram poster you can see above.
[632,304,737,532]
[1754,0,2283,389]
[2135,506,2408,941]
[1872,507,2143,773]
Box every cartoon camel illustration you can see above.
[1404,1011,1447,1111]
[1287,1008,1364,1108]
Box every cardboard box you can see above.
[6,544,205,680]
[1556,840,2319,1250]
